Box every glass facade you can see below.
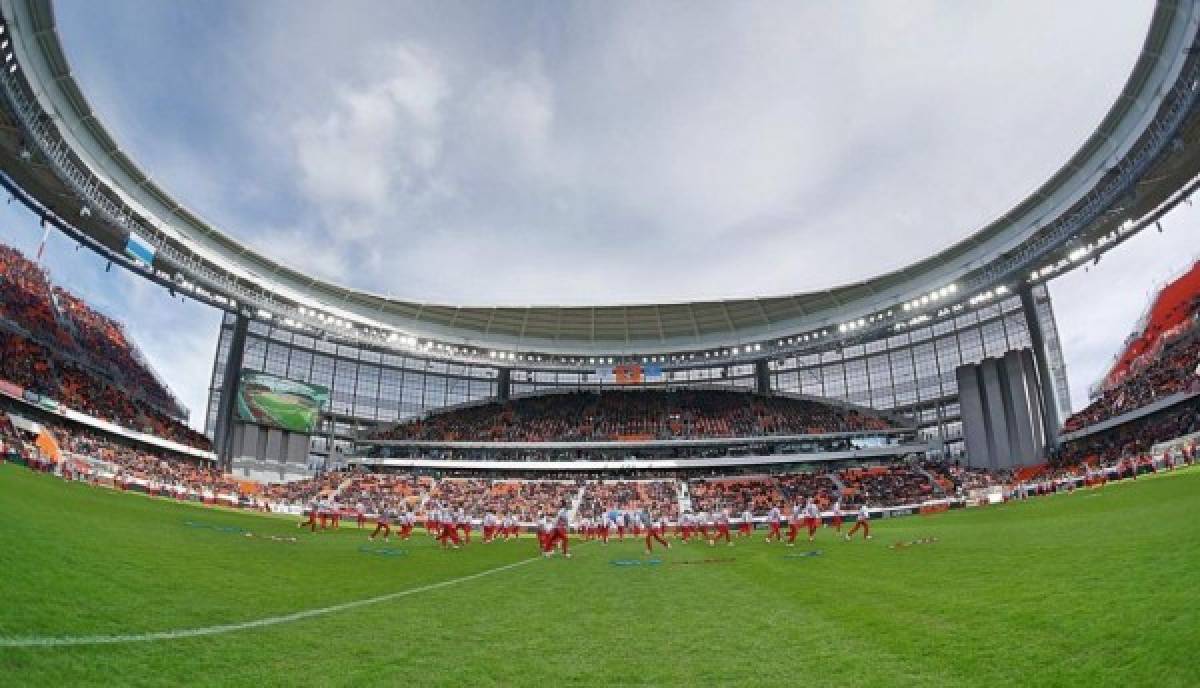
[206,287,1070,463]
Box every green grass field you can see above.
[244,390,318,433]
[1,463,1198,687]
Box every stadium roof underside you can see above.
[0,0,1199,360]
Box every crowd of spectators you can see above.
[689,464,929,513]
[0,242,206,448]
[424,479,582,520]
[372,389,896,443]
[260,469,352,507]
[841,464,935,506]
[689,476,783,516]
[1,409,235,495]
[1057,397,1200,467]
[337,471,425,512]
[927,463,1009,493]
[1063,320,1200,433]
[576,480,680,520]
[482,481,582,521]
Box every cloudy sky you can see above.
[1,0,1194,429]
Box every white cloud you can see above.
[291,43,450,234]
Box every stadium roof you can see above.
[0,0,1199,361]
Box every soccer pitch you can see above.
[1,464,1196,687]
[244,391,317,433]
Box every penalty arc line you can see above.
[0,556,541,648]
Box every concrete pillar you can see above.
[214,313,249,470]
[497,367,511,402]
[1019,287,1061,443]
[754,360,772,395]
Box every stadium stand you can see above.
[0,242,206,449]
[370,389,896,442]
[577,480,680,519]
[1057,397,1200,467]
[688,476,783,515]
[1063,328,1200,432]
[690,466,931,513]
[337,471,424,512]
[4,396,1195,524]
[1063,291,1200,433]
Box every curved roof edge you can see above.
[1,0,1200,358]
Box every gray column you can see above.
[214,313,250,470]
[496,367,511,402]
[754,360,772,395]
[1002,351,1037,465]
[957,364,989,469]
[1019,287,1061,443]
[980,359,1011,469]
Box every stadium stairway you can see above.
[677,481,692,513]
[333,475,355,500]
[568,484,587,520]
[911,461,946,496]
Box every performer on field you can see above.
[542,504,571,558]
[804,498,821,542]
[399,509,415,540]
[679,511,695,542]
[299,498,320,532]
[739,508,754,537]
[537,512,553,551]
[709,508,732,546]
[456,508,472,544]
[436,503,462,549]
[786,502,805,546]
[483,511,498,543]
[765,505,783,543]
[845,504,872,540]
[830,498,844,532]
[644,511,670,554]
[369,506,393,542]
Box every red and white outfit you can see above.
[830,500,844,531]
[537,515,553,551]
[300,499,320,532]
[483,512,498,543]
[680,512,696,542]
[696,512,711,540]
[370,508,394,541]
[456,509,472,544]
[710,510,732,545]
[644,513,670,553]
[846,505,871,539]
[786,504,805,544]
[399,511,414,539]
[543,508,570,557]
[739,509,754,536]
[804,500,821,540]
[437,506,462,548]
[766,507,782,542]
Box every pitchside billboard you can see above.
[236,370,329,434]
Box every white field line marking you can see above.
[0,556,540,648]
